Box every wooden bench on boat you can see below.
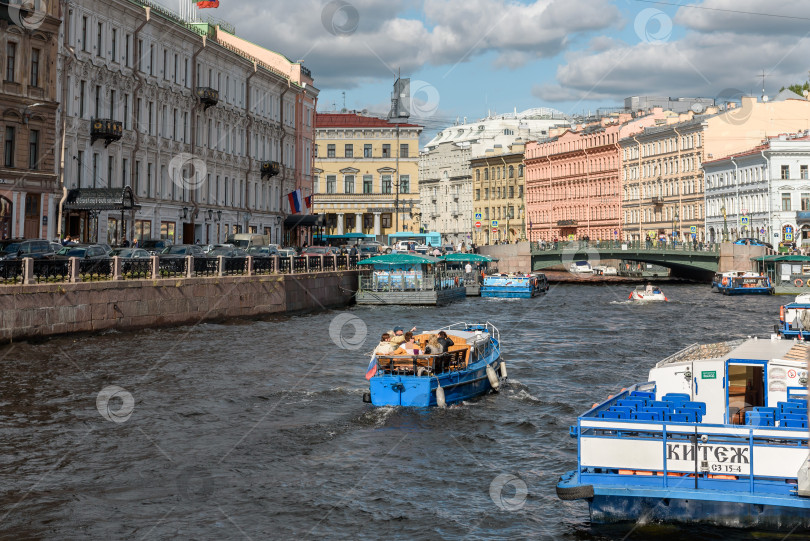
[376,344,471,375]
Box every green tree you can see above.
[780,71,810,96]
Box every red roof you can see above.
[316,112,421,129]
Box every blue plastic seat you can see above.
[663,393,691,401]
[649,400,676,411]
[666,412,692,423]
[631,391,655,400]
[781,419,808,429]
[745,411,775,426]
[779,413,808,422]
[600,410,627,419]
[609,406,634,417]
[682,401,707,414]
[788,396,808,403]
[778,401,805,412]
[675,408,703,422]
[616,399,644,411]
[633,411,661,421]
[754,407,778,417]
[642,406,670,418]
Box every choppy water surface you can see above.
[0,283,804,540]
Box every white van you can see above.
[225,234,269,249]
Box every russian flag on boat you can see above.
[365,355,378,380]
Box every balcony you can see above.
[651,196,663,205]
[90,119,123,147]
[260,161,280,179]
[196,87,219,110]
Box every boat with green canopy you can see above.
[355,253,466,305]
[441,253,498,296]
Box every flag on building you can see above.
[304,195,312,215]
[196,0,219,8]
[286,189,303,214]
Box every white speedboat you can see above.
[629,285,667,302]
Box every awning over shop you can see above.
[284,214,324,228]
[63,186,139,211]
[357,253,443,266]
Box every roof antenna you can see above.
[341,91,346,112]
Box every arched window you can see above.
[508,165,514,178]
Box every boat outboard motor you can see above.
[799,454,810,497]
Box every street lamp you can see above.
[721,205,728,242]
[672,209,679,243]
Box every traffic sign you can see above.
[760,228,765,234]
[690,226,697,233]
[491,227,498,233]
[475,213,482,220]
[475,221,482,228]
[786,233,794,241]
[740,216,749,225]
[491,220,499,227]
[692,233,697,239]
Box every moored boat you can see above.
[480,273,549,298]
[713,271,774,295]
[629,284,667,302]
[355,253,466,305]
[364,322,504,407]
[557,337,810,530]
[775,293,810,339]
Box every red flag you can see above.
[196,0,219,8]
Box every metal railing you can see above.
[31,260,67,284]
[79,259,113,282]
[192,257,219,277]
[252,256,275,275]
[531,240,720,253]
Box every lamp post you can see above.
[672,209,679,245]
[721,205,728,242]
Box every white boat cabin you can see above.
[649,338,808,425]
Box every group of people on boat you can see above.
[373,326,455,356]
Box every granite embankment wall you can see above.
[717,243,767,272]
[477,242,532,273]
[0,271,358,342]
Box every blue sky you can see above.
[196,0,810,140]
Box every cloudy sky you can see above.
[183,0,810,136]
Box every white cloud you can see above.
[674,0,810,36]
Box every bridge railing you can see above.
[530,240,720,254]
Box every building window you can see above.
[782,193,791,211]
[781,165,790,179]
[519,185,523,198]
[82,16,88,51]
[4,127,14,167]
[382,144,390,158]
[399,175,409,193]
[382,174,392,194]
[327,144,335,158]
[364,144,372,158]
[125,34,131,66]
[77,150,84,187]
[97,23,103,57]
[484,188,489,199]
[381,214,392,228]
[802,165,809,180]
[344,144,353,158]
[28,130,38,170]
[326,175,336,194]
[508,165,514,178]
[475,189,480,200]
[160,221,176,242]
[94,85,101,118]
[518,164,524,177]
[30,49,40,87]
[363,175,373,193]
[111,29,117,62]
[344,175,355,194]
[400,143,408,158]
[509,186,514,199]
[484,168,489,180]
[6,42,16,82]
[802,193,810,211]
[149,44,154,76]
[92,153,99,188]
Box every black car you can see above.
[50,244,111,259]
[0,239,57,260]
[140,239,173,255]
[207,247,249,258]
[159,244,206,272]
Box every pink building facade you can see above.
[525,109,670,242]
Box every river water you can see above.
[0,283,804,540]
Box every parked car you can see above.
[140,239,173,255]
[225,233,269,249]
[201,243,234,254]
[303,246,339,255]
[159,244,206,272]
[247,245,279,257]
[208,247,249,258]
[734,238,773,249]
[0,239,56,260]
[569,261,593,273]
[358,241,391,255]
[109,248,151,259]
[277,248,297,257]
[50,244,110,259]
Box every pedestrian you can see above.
[465,262,472,277]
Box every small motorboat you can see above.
[629,285,667,302]
[480,273,549,298]
[775,293,810,339]
[364,322,504,407]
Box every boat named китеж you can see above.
[364,322,504,407]
[480,273,549,298]
[557,336,810,530]
[712,271,774,295]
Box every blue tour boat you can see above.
[557,336,810,530]
[364,322,504,407]
[480,273,549,298]
[713,271,774,295]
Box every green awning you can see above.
[357,253,443,265]
[441,253,496,263]
[751,254,810,262]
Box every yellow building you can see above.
[313,113,422,240]
[471,141,526,245]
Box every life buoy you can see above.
[721,277,729,286]
[780,305,785,323]
[795,278,803,287]
[454,276,459,286]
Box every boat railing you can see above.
[576,387,809,490]
[437,321,500,346]
[374,351,470,376]
[359,270,464,292]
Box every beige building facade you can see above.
[471,141,526,245]
[313,112,421,241]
